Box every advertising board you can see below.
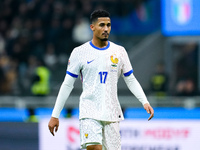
[39,119,200,150]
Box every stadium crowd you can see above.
[0,0,143,95]
[0,0,198,97]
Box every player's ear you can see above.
[90,24,95,31]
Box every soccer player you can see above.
[48,9,154,150]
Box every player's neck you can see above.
[91,39,108,48]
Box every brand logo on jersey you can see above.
[87,59,95,64]
[110,55,118,67]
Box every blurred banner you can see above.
[39,119,200,150]
[162,0,200,36]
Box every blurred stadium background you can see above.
[0,0,200,150]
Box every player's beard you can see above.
[101,32,109,41]
[101,38,108,41]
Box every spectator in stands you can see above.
[31,59,51,96]
[150,62,168,97]
[174,43,198,96]
[72,15,92,46]
[175,43,198,88]
[20,55,38,95]
[0,54,18,94]
[175,78,197,96]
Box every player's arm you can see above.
[48,74,76,136]
[123,73,154,121]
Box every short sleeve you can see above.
[121,47,133,77]
[66,48,81,78]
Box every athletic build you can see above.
[48,10,154,150]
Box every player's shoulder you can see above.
[76,41,90,49]
[72,41,90,53]
[109,41,126,51]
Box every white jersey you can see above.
[67,41,133,122]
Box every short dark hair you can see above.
[90,9,110,23]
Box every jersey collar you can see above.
[89,41,110,50]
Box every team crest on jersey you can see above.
[85,133,88,138]
[110,54,118,68]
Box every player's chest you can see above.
[81,50,122,71]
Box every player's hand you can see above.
[143,103,154,121]
[48,117,59,136]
